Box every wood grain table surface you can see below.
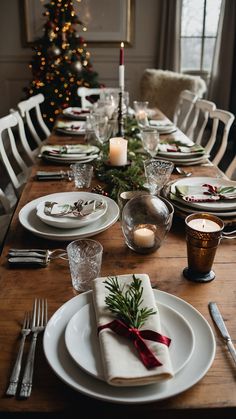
[0,126,236,419]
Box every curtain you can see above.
[208,0,236,111]
[155,0,182,71]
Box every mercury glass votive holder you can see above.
[121,194,174,254]
[183,213,224,283]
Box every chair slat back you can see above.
[17,94,50,147]
[0,114,29,195]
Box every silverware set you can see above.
[36,170,73,181]
[7,248,66,267]
[6,298,48,398]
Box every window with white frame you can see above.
[180,0,222,75]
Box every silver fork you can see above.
[6,312,31,396]
[19,298,48,398]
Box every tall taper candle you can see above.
[119,42,125,90]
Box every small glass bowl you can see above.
[121,194,174,254]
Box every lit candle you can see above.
[109,137,127,166]
[119,42,125,90]
[136,110,147,120]
[187,218,221,232]
[119,42,124,65]
[133,227,155,248]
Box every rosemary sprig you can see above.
[103,275,156,329]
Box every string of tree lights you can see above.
[24,0,101,128]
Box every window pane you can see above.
[205,0,222,36]
[181,0,204,36]
[181,38,202,70]
[203,38,216,70]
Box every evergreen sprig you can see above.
[103,275,156,329]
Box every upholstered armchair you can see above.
[140,69,207,121]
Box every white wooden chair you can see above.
[0,113,30,198]
[204,109,235,166]
[17,93,50,148]
[0,188,14,251]
[10,110,36,164]
[186,98,216,143]
[77,87,120,109]
[173,90,198,133]
[225,154,236,180]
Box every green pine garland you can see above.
[94,117,148,201]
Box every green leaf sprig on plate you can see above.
[103,275,156,329]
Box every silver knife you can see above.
[209,302,236,365]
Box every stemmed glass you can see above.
[133,100,149,127]
[92,114,114,146]
[140,127,160,157]
[143,159,174,195]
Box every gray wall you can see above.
[0,0,159,117]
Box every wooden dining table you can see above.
[0,118,236,419]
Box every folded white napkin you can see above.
[92,273,174,386]
[56,120,85,131]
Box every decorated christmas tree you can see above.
[24,0,101,128]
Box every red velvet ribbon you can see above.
[98,319,171,369]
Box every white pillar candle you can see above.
[187,218,221,232]
[109,137,127,166]
[133,227,155,248]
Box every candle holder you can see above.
[121,194,174,254]
[183,213,224,283]
[117,90,124,137]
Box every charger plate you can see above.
[43,289,215,404]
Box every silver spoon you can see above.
[175,167,192,177]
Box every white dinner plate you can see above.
[156,155,209,165]
[40,144,99,164]
[36,196,107,229]
[55,121,86,135]
[40,144,99,155]
[43,289,215,404]
[41,154,98,164]
[168,197,236,218]
[149,121,176,134]
[64,301,195,381]
[19,192,119,241]
[62,107,90,120]
[170,177,236,211]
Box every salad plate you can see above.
[64,301,195,380]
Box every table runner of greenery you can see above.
[94,117,147,201]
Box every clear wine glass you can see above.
[92,114,114,145]
[140,127,160,157]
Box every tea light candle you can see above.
[109,137,127,166]
[133,227,155,248]
[187,218,221,232]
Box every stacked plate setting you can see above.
[18,192,120,241]
[62,107,91,120]
[156,139,209,166]
[43,287,215,404]
[39,144,99,164]
[164,176,236,224]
